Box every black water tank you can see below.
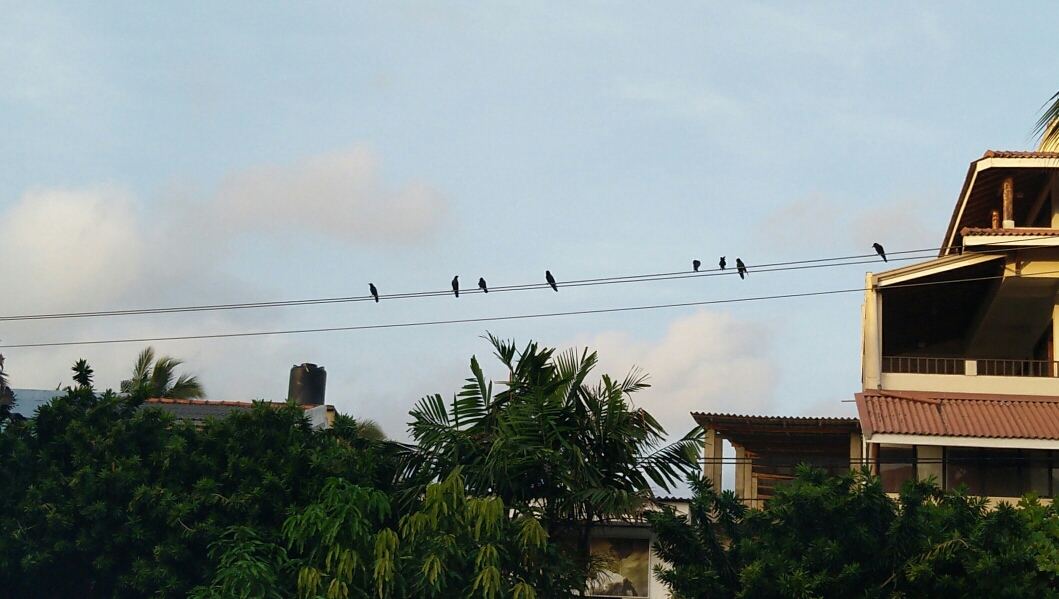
[288,363,326,406]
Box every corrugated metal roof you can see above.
[856,391,1059,440]
[691,412,860,434]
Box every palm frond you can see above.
[169,373,205,399]
[1034,91,1059,150]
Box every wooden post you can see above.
[991,209,1000,229]
[1002,177,1015,228]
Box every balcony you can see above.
[879,356,1059,395]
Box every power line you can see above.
[0,264,1044,349]
[0,248,946,323]
[3,231,1050,324]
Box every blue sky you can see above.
[2,1,1057,441]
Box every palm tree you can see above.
[120,347,205,399]
[1034,92,1059,150]
[407,334,703,587]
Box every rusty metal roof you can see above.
[856,391,1059,440]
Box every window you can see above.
[878,445,916,493]
[944,448,1054,497]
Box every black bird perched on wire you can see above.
[873,242,887,262]
[478,277,488,293]
[451,276,459,297]
[693,259,701,272]
[369,283,379,303]
[545,270,558,292]
[736,258,747,279]
[719,256,726,270]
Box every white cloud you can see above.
[0,187,145,313]
[568,309,778,438]
[211,145,449,243]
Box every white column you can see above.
[863,272,882,390]
[850,432,864,471]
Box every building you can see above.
[695,413,862,506]
[858,150,1059,499]
[6,363,335,429]
[691,150,1059,504]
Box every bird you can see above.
[693,259,701,272]
[451,276,459,297]
[873,242,887,262]
[736,258,747,279]
[719,256,726,270]
[369,283,379,303]
[545,270,558,292]
[478,277,488,293]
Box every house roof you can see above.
[942,150,1059,256]
[960,227,1059,237]
[855,391,1059,441]
[691,412,861,434]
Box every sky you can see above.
[2,1,1058,448]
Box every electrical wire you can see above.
[2,232,1052,324]
[0,242,999,324]
[1,263,1050,349]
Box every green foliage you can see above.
[0,365,395,599]
[120,346,205,399]
[406,334,702,589]
[287,471,560,599]
[650,467,1059,599]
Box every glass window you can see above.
[945,448,980,494]
[981,449,1021,497]
[878,445,916,493]
[1023,450,1050,497]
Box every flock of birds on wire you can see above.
[365,243,890,303]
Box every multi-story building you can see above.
[857,150,1059,499]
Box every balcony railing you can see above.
[882,356,965,375]
[883,356,1059,377]
[977,359,1059,377]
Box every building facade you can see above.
[858,150,1059,500]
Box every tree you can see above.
[649,467,1059,599]
[406,334,703,589]
[1036,92,1059,151]
[120,346,205,399]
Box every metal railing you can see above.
[976,359,1059,377]
[882,356,965,375]
[882,356,1059,378]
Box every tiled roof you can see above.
[982,150,1059,159]
[856,391,1059,440]
[961,227,1059,237]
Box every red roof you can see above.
[961,227,1059,237]
[856,391,1059,440]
